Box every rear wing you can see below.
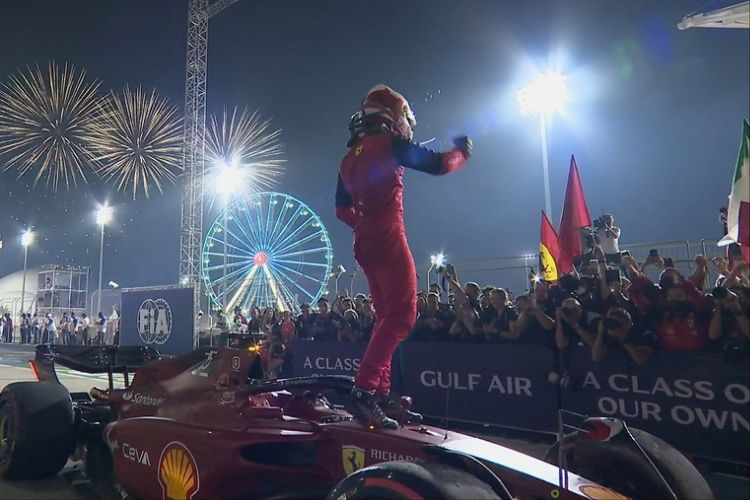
[31,344,161,390]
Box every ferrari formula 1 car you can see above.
[0,345,713,499]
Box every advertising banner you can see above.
[563,350,750,464]
[282,339,749,463]
[120,287,194,356]
[399,342,560,432]
[285,340,366,378]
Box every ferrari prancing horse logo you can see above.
[342,445,365,475]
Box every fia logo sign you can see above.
[137,298,173,345]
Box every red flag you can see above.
[539,211,560,282]
[558,155,591,273]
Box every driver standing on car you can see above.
[336,85,472,428]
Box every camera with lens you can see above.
[592,216,606,230]
[603,317,624,330]
[711,286,729,301]
[562,307,576,318]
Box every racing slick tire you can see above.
[0,381,75,480]
[327,460,499,499]
[545,427,713,500]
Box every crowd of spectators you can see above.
[228,242,749,370]
[430,252,748,365]
[0,310,117,346]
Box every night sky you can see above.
[0,0,748,291]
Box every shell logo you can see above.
[578,484,630,500]
[158,442,200,500]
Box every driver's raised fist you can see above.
[453,136,473,158]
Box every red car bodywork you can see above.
[104,347,621,499]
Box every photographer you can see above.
[310,297,341,341]
[575,234,601,273]
[412,292,452,341]
[338,309,362,343]
[296,303,316,340]
[555,298,597,350]
[358,298,376,341]
[708,286,749,354]
[593,214,621,265]
[441,264,483,341]
[481,288,519,342]
[514,287,556,348]
[597,259,629,312]
[592,308,657,366]
[640,249,666,283]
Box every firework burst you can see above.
[0,62,102,190]
[89,86,183,198]
[205,107,285,205]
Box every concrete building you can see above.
[0,267,39,318]
[0,265,90,320]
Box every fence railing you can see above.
[419,238,727,294]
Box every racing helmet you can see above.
[348,85,416,145]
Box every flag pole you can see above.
[540,115,553,221]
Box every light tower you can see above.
[516,72,568,222]
[179,0,238,346]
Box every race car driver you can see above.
[336,84,473,428]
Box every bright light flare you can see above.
[430,252,446,267]
[516,72,568,116]
[96,205,113,226]
[214,163,245,200]
[205,107,285,206]
[21,229,34,247]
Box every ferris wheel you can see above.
[201,192,333,313]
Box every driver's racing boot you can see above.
[349,388,399,429]
[378,393,423,424]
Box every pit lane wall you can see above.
[284,340,750,465]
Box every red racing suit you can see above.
[336,131,468,393]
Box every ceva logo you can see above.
[122,443,151,466]
[137,298,173,345]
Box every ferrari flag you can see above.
[540,210,560,282]
[718,119,750,263]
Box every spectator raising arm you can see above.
[441,265,467,308]
[724,260,750,289]
[596,252,611,303]
[592,321,607,363]
[686,254,709,290]
[555,300,596,350]
[531,299,555,330]
[709,289,750,341]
